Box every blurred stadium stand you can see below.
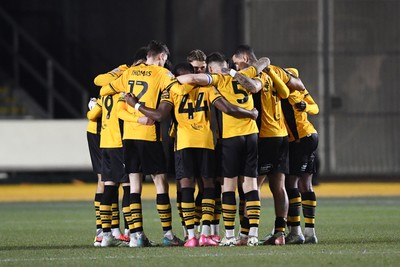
[0,0,399,183]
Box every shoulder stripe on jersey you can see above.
[211,96,222,105]
[109,84,117,93]
[164,80,178,91]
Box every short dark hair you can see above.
[206,52,226,65]
[132,46,148,65]
[172,62,194,76]
[232,44,257,61]
[164,59,173,71]
[186,49,206,63]
[147,40,170,58]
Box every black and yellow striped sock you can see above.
[274,217,286,234]
[301,191,317,228]
[245,190,260,230]
[287,188,302,228]
[100,185,117,233]
[238,186,249,235]
[201,188,215,226]
[181,187,196,230]
[111,190,120,231]
[94,193,102,232]
[222,191,236,233]
[194,191,203,229]
[238,186,245,223]
[176,191,185,227]
[211,184,222,226]
[157,193,172,232]
[130,193,143,233]
[240,217,250,236]
[122,186,133,234]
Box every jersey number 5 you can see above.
[232,81,248,104]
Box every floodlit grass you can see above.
[1,197,400,267]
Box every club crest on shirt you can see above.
[165,71,175,79]
[263,79,270,92]
[161,89,170,99]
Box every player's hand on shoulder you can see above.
[88,97,97,110]
[125,93,138,108]
[253,57,270,74]
[221,67,230,75]
[250,108,258,120]
[295,101,307,111]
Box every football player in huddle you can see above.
[281,68,319,244]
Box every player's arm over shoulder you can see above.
[213,89,258,120]
[94,64,129,86]
[303,90,319,115]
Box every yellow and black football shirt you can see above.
[94,64,129,87]
[100,94,124,148]
[89,64,128,134]
[161,84,222,150]
[282,89,319,142]
[101,63,176,141]
[209,66,258,139]
[86,98,102,135]
[254,66,290,138]
[269,65,292,84]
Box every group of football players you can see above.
[86,40,319,248]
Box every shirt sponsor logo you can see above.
[190,123,203,130]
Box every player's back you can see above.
[100,94,124,148]
[257,72,288,138]
[282,89,318,141]
[126,64,173,106]
[210,73,258,139]
[167,85,221,150]
[122,63,175,141]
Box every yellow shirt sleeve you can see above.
[288,90,303,105]
[169,81,196,96]
[116,94,140,122]
[303,90,319,115]
[239,65,258,78]
[100,69,128,96]
[87,98,102,120]
[94,64,129,86]
[268,68,290,99]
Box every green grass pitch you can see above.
[1,197,399,267]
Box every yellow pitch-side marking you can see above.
[0,182,399,202]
